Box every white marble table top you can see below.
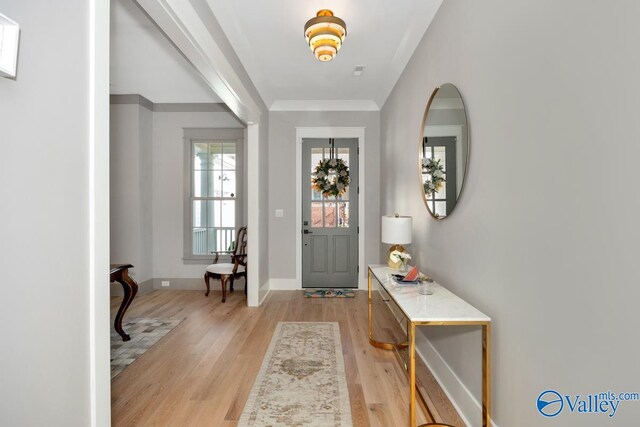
[369,264,491,323]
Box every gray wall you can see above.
[0,1,92,424]
[381,1,640,425]
[152,110,243,279]
[110,104,153,285]
[110,104,244,289]
[268,111,380,284]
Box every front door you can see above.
[302,138,358,288]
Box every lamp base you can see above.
[387,244,406,269]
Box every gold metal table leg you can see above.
[409,321,416,427]
[483,323,491,427]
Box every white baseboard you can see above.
[111,277,243,292]
[110,278,154,296]
[259,286,270,305]
[267,278,299,290]
[258,279,270,305]
[153,277,210,291]
[415,331,499,427]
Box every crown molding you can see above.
[110,94,154,110]
[270,100,380,112]
[110,94,232,113]
[153,102,231,112]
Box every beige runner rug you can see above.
[238,322,353,427]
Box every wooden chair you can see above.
[204,226,247,303]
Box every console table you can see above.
[110,263,139,341]
[367,264,491,427]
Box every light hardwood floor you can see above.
[111,289,464,426]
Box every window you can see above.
[184,128,243,261]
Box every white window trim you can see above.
[183,128,244,263]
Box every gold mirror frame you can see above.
[419,83,470,220]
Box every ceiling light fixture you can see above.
[304,9,347,62]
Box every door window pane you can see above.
[311,202,323,227]
[337,148,349,168]
[337,202,349,228]
[325,202,337,227]
[311,148,323,172]
[338,185,349,200]
[434,201,447,218]
[434,147,446,171]
[435,177,446,198]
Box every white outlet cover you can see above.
[0,13,20,79]
[161,281,170,287]
[275,209,284,218]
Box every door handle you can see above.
[303,229,313,234]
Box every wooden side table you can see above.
[110,263,139,341]
[368,264,492,427]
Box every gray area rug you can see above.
[238,322,353,427]
[110,317,183,379]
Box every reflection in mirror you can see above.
[420,83,469,219]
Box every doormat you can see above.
[110,317,183,379]
[238,322,353,426]
[303,289,356,298]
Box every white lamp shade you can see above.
[381,215,412,245]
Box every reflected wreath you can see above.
[422,157,446,196]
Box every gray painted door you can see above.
[302,138,358,288]
[423,136,457,217]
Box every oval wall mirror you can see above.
[420,83,469,219]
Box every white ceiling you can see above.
[109,0,443,109]
[110,0,222,104]
[206,0,443,109]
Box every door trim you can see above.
[90,0,111,425]
[295,127,366,290]
[425,125,464,201]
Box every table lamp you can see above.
[381,214,412,268]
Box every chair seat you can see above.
[206,263,246,275]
